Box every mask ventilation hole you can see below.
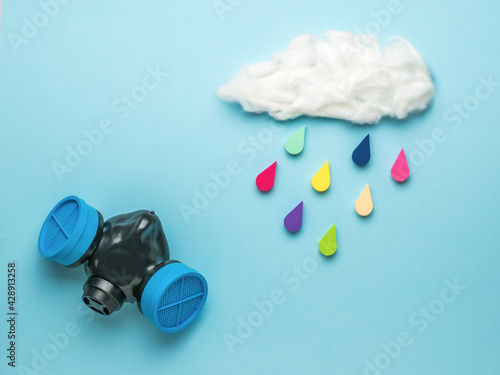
[83,296,111,315]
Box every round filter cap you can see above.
[38,196,99,266]
[141,262,208,333]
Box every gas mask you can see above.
[38,196,207,333]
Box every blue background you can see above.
[1,0,499,374]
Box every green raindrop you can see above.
[319,224,337,256]
[285,126,306,155]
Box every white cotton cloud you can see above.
[217,31,435,124]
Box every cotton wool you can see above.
[217,31,435,124]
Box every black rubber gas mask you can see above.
[38,196,208,333]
